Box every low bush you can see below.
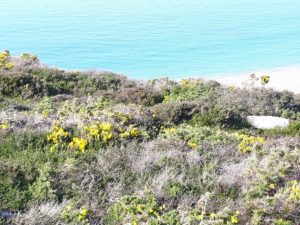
[163,79,221,103]
[259,121,300,137]
[243,143,300,224]
[150,101,199,125]
[105,194,180,225]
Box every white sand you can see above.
[213,65,300,94]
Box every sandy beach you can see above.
[213,66,300,94]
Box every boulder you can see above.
[247,116,289,129]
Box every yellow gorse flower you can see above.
[231,210,240,224]
[78,214,84,220]
[187,141,198,149]
[130,127,139,137]
[0,50,14,70]
[77,207,88,221]
[85,122,113,142]
[100,122,112,131]
[69,137,88,153]
[120,131,131,139]
[0,51,9,62]
[5,62,14,70]
[0,123,9,129]
[85,124,100,139]
[102,130,113,143]
[180,79,190,87]
[47,126,69,144]
[120,126,141,139]
[42,110,49,117]
[161,127,178,136]
[236,134,265,153]
[289,180,300,201]
[81,207,88,216]
[260,75,270,85]
[136,204,143,213]
[180,78,203,87]
[0,50,10,59]
[197,214,203,221]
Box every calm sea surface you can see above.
[1,0,300,79]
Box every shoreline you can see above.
[212,65,300,94]
[64,64,300,94]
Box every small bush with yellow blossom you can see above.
[236,133,265,153]
[0,50,14,70]
[61,203,89,224]
[105,194,180,225]
[47,125,69,152]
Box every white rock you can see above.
[247,116,290,129]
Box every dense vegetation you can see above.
[0,51,299,225]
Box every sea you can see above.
[1,0,300,79]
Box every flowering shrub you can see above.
[260,75,270,85]
[236,134,265,153]
[286,180,300,202]
[189,207,240,225]
[160,124,266,154]
[47,126,69,147]
[243,144,300,224]
[230,210,240,224]
[248,74,270,87]
[46,120,147,154]
[61,204,89,224]
[38,97,56,116]
[274,219,293,225]
[105,194,180,225]
[160,124,237,150]
[120,125,142,139]
[164,78,220,103]
[69,137,88,153]
[0,50,14,70]
[84,122,113,143]
[20,53,39,63]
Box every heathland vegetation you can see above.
[0,51,299,225]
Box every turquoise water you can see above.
[1,0,300,79]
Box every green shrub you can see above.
[99,86,164,106]
[260,121,300,137]
[0,177,30,209]
[28,163,56,203]
[159,124,237,150]
[20,53,39,64]
[243,145,300,224]
[61,203,89,224]
[150,101,199,125]
[105,194,180,225]
[274,219,293,225]
[190,108,250,129]
[0,66,131,98]
[164,79,220,102]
